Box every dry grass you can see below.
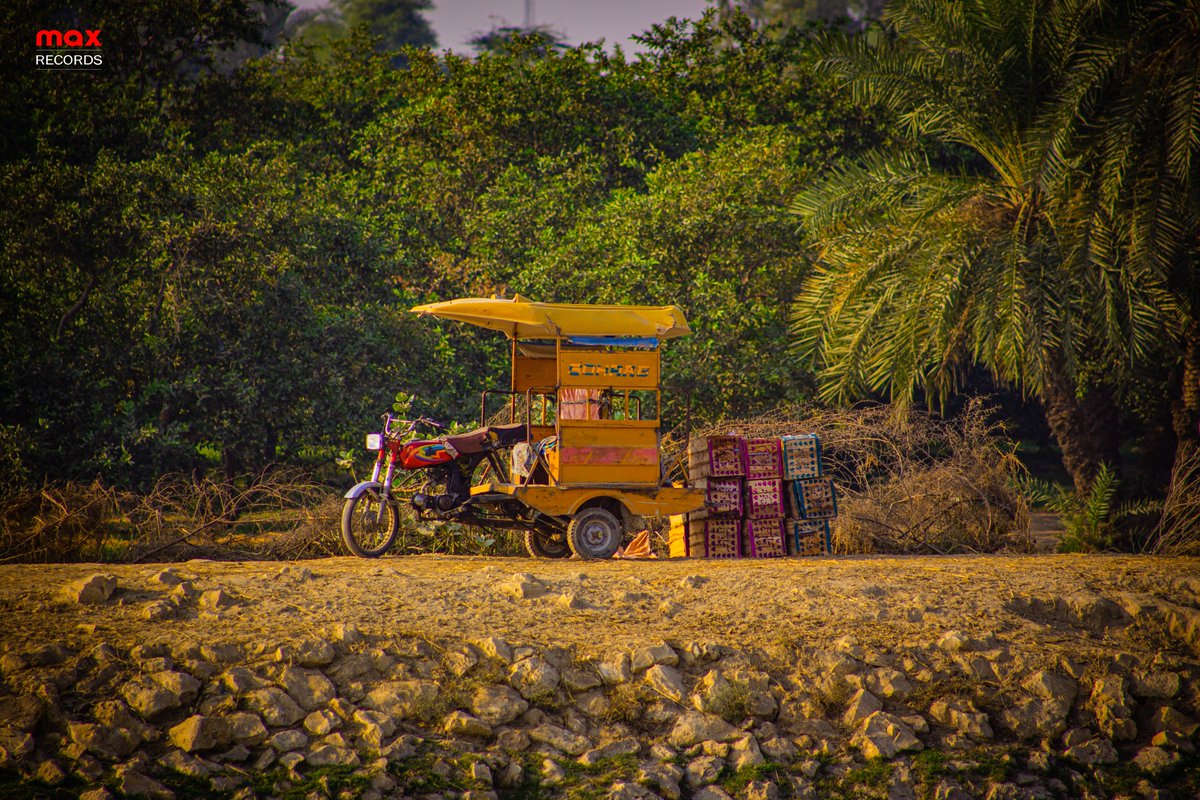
[664,399,1032,555]
[0,470,340,564]
[1150,449,1200,556]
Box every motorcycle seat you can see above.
[442,423,528,455]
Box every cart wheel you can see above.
[523,529,571,559]
[567,507,623,560]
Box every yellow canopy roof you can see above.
[410,296,691,340]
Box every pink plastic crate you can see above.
[744,518,786,558]
[704,518,741,559]
[745,438,783,479]
[688,436,746,478]
[745,479,786,519]
[695,476,743,517]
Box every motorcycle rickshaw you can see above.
[342,296,705,559]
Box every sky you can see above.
[293,0,715,54]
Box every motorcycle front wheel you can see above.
[341,492,401,557]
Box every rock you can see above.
[277,564,314,583]
[865,668,913,700]
[278,666,337,711]
[444,711,491,737]
[476,637,513,663]
[221,667,264,694]
[496,574,547,600]
[535,758,563,786]
[639,763,684,800]
[68,723,139,760]
[852,712,923,760]
[729,734,765,770]
[61,574,117,604]
[1024,671,1078,715]
[278,752,305,771]
[645,665,687,704]
[579,737,640,765]
[115,766,173,800]
[79,789,114,800]
[530,723,590,755]
[0,696,43,734]
[471,685,528,726]
[598,654,633,685]
[199,589,236,611]
[328,623,364,647]
[760,736,798,762]
[169,716,231,752]
[142,601,175,621]
[305,744,360,767]
[509,657,560,699]
[364,680,438,720]
[1062,738,1117,765]
[158,750,213,779]
[659,600,683,617]
[1089,675,1137,740]
[1133,746,1181,776]
[152,671,201,703]
[743,780,780,800]
[563,668,603,693]
[668,711,741,747]
[607,779,658,799]
[470,760,493,784]
[226,712,268,746]
[35,759,67,785]
[354,709,396,747]
[1151,729,1195,752]
[242,687,306,727]
[151,569,184,587]
[1147,705,1198,737]
[936,631,971,652]
[444,645,480,678]
[1132,670,1180,700]
[120,675,185,719]
[692,784,734,800]
[496,728,530,751]
[303,709,340,737]
[294,639,336,668]
[930,699,993,740]
[686,755,723,788]
[842,689,883,728]
[269,729,308,752]
[631,644,679,672]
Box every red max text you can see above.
[36,30,102,47]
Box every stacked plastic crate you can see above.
[671,433,837,558]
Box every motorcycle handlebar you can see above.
[382,413,446,436]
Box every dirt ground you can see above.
[2,554,1197,668]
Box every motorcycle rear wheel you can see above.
[341,492,401,557]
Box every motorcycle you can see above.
[340,412,531,557]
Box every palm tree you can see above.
[790,0,1180,491]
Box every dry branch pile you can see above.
[1151,450,1200,556]
[665,401,1032,555]
[0,470,341,564]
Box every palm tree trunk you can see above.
[1041,367,1121,493]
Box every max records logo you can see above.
[36,29,103,70]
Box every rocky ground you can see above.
[0,554,1198,800]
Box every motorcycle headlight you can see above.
[365,433,383,451]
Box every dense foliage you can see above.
[0,3,883,489]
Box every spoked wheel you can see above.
[341,491,400,557]
[567,507,624,560]
[523,529,571,559]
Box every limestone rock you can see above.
[199,589,236,611]
[686,755,723,788]
[1062,738,1117,765]
[444,710,491,737]
[279,666,337,711]
[842,689,883,728]
[68,722,139,760]
[1133,746,1181,776]
[353,709,397,747]
[852,712,923,759]
[471,685,529,726]
[294,639,337,668]
[631,644,679,672]
[509,656,560,700]
[563,668,603,693]
[169,715,231,752]
[1090,675,1137,741]
[61,574,117,604]
[598,654,633,685]
[530,723,590,755]
[364,680,438,720]
[243,687,306,728]
[693,786,734,800]
[1132,671,1181,700]
[496,574,547,600]
[226,712,268,746]
[221,667,264,694]
[1147,705,1198,737]
[729,734,765,771]
[115,765,173,800]
[645,664,687,704]
[303,709,340,737]
[306,744,360,767]
[640,763,684,800]
[668,711,741,747]
[476,637,513,663]
[269,729,308,752]
[579,737,640,765]
[930,699,993,740]
[151,671,201,704]
[865,668,913,700]
[120,675,186,719]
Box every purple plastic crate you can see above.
[745,438,783,479]
[688,436,746,479]
[695,476,743,517]
[744,518,787,558]
[704,518,741,559]
[745,479,786,519]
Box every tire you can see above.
[524,529,571,559]
[567,506,624,560]
[341,491,401,557]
